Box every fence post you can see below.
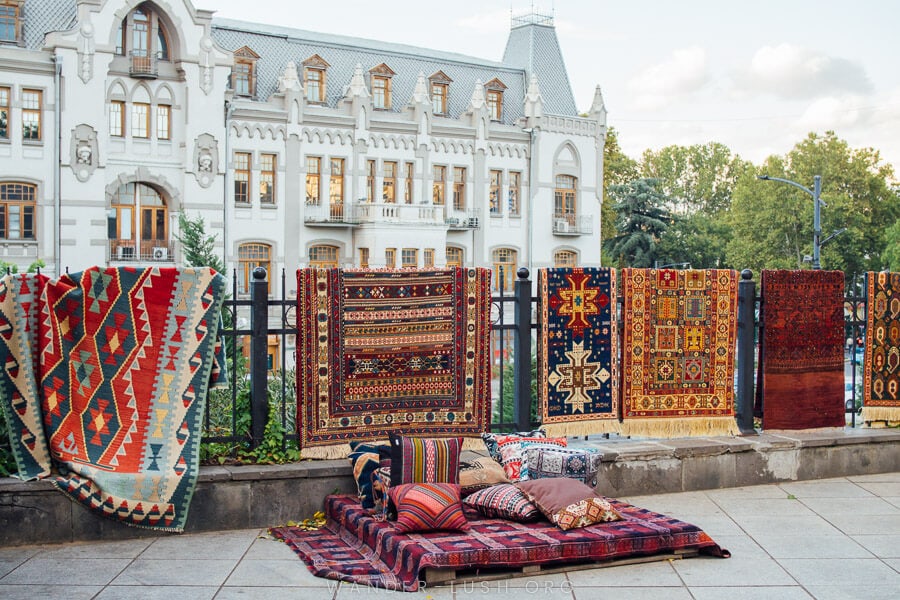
[514,267,532,431]
[249,267,269,448]
[736,268,757,434]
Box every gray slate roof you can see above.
[17,1,579,119]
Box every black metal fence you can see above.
[203,268,869,450]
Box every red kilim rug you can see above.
[863,271,900,424]
[270,494,729,592]
[758,269,845,429]
[296,268,492,458]
[621,268,739,437]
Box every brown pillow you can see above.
[516,478,621,530]
[459,457,510,496]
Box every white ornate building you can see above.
[0,0,606,306]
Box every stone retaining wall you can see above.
[2,428,898,547]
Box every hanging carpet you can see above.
[296,268,492,458]
[621,268,739,438]
[0,267,227,531]
[863,271,900,425]
[757,269,845,430]
[537,267,620,436]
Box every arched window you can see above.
[554,249,577,267]
[492,248,517,292]
[238,242,272,294]
[446,246,463,268]
[108,182,169,261]
[309,244,339,268]
[0,182,36,240]
[117,3,172,75]
[554,175,577,227]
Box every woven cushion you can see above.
[348,441,391,511]
[481,429,545,462]
[463,483,542,522]
[524,447,603,486]
[516,478,621,531]
[459,457,510,496]
[389,483,469,533]
[389,435,462,486]
[496,436,567,482]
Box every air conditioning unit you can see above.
[151,247,169,261]
[555,219,569,233]
[116,245,135,260]
[466,217,479,228]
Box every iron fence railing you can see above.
[202,268,871,450]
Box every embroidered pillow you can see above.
[463,483,542,522]
[389,435,462,487]
[481,429,545,462]
[516,478,621,531]
[347,441,391,511]
[524,447,603,486]
[459,457,510,496]
[496,436,567,482]
[389,483,469,533]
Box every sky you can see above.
[207,0,900,175]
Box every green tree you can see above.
[175,213,225,274]
[883,220,900,271]
[727,132,900,277]
[603,178,673,268]
[601,128,640,265]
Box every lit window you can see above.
[492,248,517,292]
[329,158,344,217]
[446,246,463,268]
[0,2,19,43]
[131,102,149,138]
[402,248,418,268]
[404,162,414,204]
[156,104,170,140]
[0,182,36,240]
[109,100,124,137]
[453,167,466,211]
[554,250,578,267]
[309,244,339,268]
[385,248,396,268]
[238,243,272,294]
[383,161,396,203]
[554,175,577,226]
[306,157,321,205]
[432,165,445,205]
[359,247,369,268]
[424,248,434,268]
[22,89,41,141]
[489,170,502,215]
[366,160,376,203]
[0,86,10,139]
[509,171,521,217]
[260,153,276,204]
[234,152,250,204]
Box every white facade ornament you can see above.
[199,34,214,95]
[411,72,430,105]
[468,79,486,111]
[70,124,98,182]
[77,19,95,83]
[278,61,302,93]
[347,64,370,98]
[524,74,544,120]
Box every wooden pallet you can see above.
[423,548,700,586]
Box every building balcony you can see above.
[129,52,158,78]
[446,208,482,229]
[304,204,359,226]
[354,202,445,226]
[552,214,593,236]
[109,240,174,262]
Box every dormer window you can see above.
[303,54,330,104]
[0,1,22,44]
[485,78,507,121]
[115,4,172,78]
[428,71,453,115]
[370,63,395,110]
[231,46,259,97]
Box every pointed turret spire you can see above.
[589,85,607,122]
[346,63,370,98]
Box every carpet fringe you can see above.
[622,417,739,439]
[861,406,900,427]
[541,419,622,438]
[300,444,353,460]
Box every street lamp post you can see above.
[757,174,823,269]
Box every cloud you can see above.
[627,46,710,110]
[455,10,509,34]
[744,44,872,99]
